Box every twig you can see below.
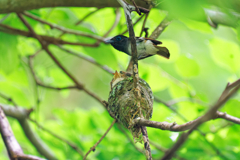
[161,79,240,160]
[29,118,84,157]
[92,8,121,47]
[216,111,240,124]
[0,92,18,107]
[103,8,121,38]
[83,119,117,160]
[57,45,114,74]
[0,23,99,47]
[121,14,144,35]
[22,11,105,42]
[0,13,10,23]
[150,141,187,160]
[29,54,79,90]
[149,15,172,39]
[139,6,152,37]
[75,8,102,25]
[130,0,141,15]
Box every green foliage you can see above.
[0,2,240,160]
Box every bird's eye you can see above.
[116,36,121,41]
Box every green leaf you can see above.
[0,32,19,74]
[175,55,200,77]
[210,38,240,73]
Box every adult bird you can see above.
[105,35,170,60]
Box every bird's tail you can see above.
[155,46,170,59]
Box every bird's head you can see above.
[105,35,129,54]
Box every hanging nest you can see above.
[108,71,153,142]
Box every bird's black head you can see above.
[105,35,130,55]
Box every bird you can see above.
[105,35,170,60]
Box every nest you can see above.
[108,72,153,142]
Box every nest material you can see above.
[108,75,153,142]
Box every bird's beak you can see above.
[104,39,114,44]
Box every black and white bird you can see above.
[105,35,170,60]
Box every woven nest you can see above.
[108,72,153,142]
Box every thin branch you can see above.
[0,23,99,47]
[92,8,121,47]
[57,45,114,74]
[149,141,187,160]
[22,11,105,42]
[139,6,152,37]
[83,119,117,160]
[0,13,10,23]
[0,92,18,107]
[29,54,79,90]
[75,8,102,25]
[216,111,240,124]
[149,15,172,39]
[133,117,197,132]
[103,8,121,38]
[121,14,144,35]
[29,118,84,157]
[130,0,141,15]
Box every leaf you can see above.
[0,32,19,74]
[210,38,240,73]
[175,55,200,77]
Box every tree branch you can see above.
[0,106,46,160]
[117,0,141,88]
[22,11,105,42]
[149,15,172,39]
[0,104,57,160]
[0,0,151,14]
[57,45,114,74]
[0,24,100,47]
[17,13,107,108]
[161,79,240,160]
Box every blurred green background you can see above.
[0,0,240,159]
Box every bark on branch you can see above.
[0,106,46,160]
[0,104,57,160]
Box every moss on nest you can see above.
[108,75,153,142]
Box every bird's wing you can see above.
[136,37,145,43]
[136,37,162,45]
[144,38,162,45]
[138,54,154,60]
